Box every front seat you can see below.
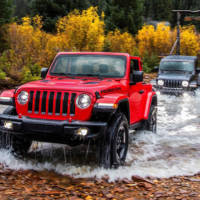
[99,64,109,74]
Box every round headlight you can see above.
[157,79,164,86]
[76,94,91,109]
[17,91,29,105]
[182,81,189,87]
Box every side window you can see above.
[131,59,140,72]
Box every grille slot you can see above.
[55,92,61,115]
[164,80,182,88]
[70,93,76,115]
[62,92,69,115]
[28,91,34,112]
[41,91,47,114]
[34,91,40,113]
[48,92,54,114]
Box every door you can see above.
[129,57,146,124]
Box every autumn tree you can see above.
[0,16,51,82]
[106,29,136,54]
[56,7,105,51]
[180,26,200,55]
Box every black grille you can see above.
[164,80,182,88]
[27,91,77,116]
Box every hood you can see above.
[17,78,123,95]
[158,72,193,81]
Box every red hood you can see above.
[17,78,126,95]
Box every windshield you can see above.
[160,61,194,72]
[50,55,126,78]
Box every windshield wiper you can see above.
[73,74,104,80]
[51,72,75,77]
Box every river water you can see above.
[0,91,200,181]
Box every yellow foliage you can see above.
[137,23,200,56]
[180,26,200,56]
[153,23,172,55]
[137,25,155,56]
[5,16,51,81]
[56,7,105,51]
[137,23,173,56]
[106,29,136,54]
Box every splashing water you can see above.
[0,90,200,181]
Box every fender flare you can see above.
[92,96,130,124]
[0,89,15,106]
[143,92,157,120]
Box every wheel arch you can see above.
[143,93,157,120]
[116,99,130,124]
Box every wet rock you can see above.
[179,189,188,194]
[132,175,145,182]
[122,178,132,184]
[69,196,83,200]
[105,193,113,199]
[124,198,136,200]
[138,182,153,190]
[154,191,165,197]
[113,187,125,193]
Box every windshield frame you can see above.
[159,60,195,72]
[49,54,127,79]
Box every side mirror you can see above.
[196,67,200,73]
[41,68,48,79]
[130,71,143,85]
[153,66,159,72]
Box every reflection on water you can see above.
[0,90,200,181]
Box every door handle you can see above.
[139,90,144,94]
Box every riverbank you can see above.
[0,165,200,200]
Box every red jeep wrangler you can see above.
[0,52,157,168]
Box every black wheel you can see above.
[145,104,157,133]
[99,113,129,169]
[0,107,32,157]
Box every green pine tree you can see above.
[0,0,13,52]
[31,0,91,32]
[105,0,144,34]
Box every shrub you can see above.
[106,29,136,54]
[142,53,160,73]
[56,7,105,51]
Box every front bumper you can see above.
[155,86,196,95]
[0,114,107,145]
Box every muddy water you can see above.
[0,91,200,181]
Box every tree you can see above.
[105,0,144,35]
[144,0,173,21]
[56,7,105,51]
[13,0,32,18]
[31,0,91,32]
[0,0,13,26]
[0,0,13,52]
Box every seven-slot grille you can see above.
[27,91,77,116]
[163,80,182,88]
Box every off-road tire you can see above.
[145,104,157,133]
[99,113,129,169]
